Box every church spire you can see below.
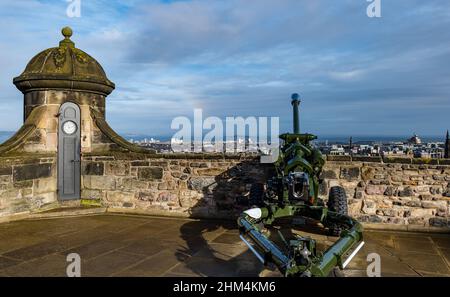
[445,130,450,158]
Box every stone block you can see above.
[13,180,33,189]
[158,180,177,191]
[105,162,130,176]
[432,175,445,181]
[429,217,448,227]
[362,200,377,215]
[106,191,135,203]
[419,194,432,201]
[21,188,33,197]
[366,185,386,195]
[351,156,382,162]
[410,208,434,218]
[403,198,422,207]
[340,167,360,180]
[354,189,364,199]
[188,177,216,192]
[0,188,21,199]
[348,199,362,215]
[82,162,104,176]
[189,162,209,168]
[0,175,11,184]
[403,170,419,175]
[171,171,181,178]
[25,91,46,105]
[13,163,52,182]
[84,175,116,190]
[46,118,58,132]
[45,132,57,150]
[421,200,447,210]
[149,161,169,169]
[157,192,177,202]
[327,155,351,162]
[412,158,438,165]
[407,217,426,225]
[119,178,148,191]
[361,167,375,181]
[438,159,450,165]
[398,187,414,197]
[0,166,12,176]
[321,169,338,179]
[384,186,397,196]
[136,191,157,201]
[429,187,443,195]
[138,167,164,180]
[358,214,382,223]
[81,189,104,200]
[380,208,398,217]
[130,161,149,167]
[383,157,412,164]
[33,177,56,195]
[195,168,225,176]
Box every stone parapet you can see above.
[80,153,450,229]
[321,159,450,228]
[0,151,449,231]
[0,154,57,218]
[81,153,271,219]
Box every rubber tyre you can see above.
[249,183,265,206]
[327,186,348,236]
[327,267,345,277]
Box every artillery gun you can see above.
[238,94,364,277]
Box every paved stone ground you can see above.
[0,214,449,277]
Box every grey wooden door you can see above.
[58,102,81,200]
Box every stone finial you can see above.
[62,26,73,38]
[60,26,74,48]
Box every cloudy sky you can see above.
[0,0,449,138]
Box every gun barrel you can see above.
[291,93,300,134]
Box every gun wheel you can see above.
[327,267,345,277]
[327,186,348,236]
[249,183,265,206]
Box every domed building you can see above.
[407,133,422,145]
[0,27,145,201]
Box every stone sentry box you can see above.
[0,27,146,208]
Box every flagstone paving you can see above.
[0,214,448,277]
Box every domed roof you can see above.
[13,27,115,96]
[408,133,422,145]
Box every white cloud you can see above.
[0,0,449,136]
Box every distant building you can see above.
[407,133,422,145]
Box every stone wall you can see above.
[81,153,272,219]
[0,151,449,231]
[81,153,450,230]
[0,154,57,219]
[321,156,450,229]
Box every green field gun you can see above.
[239,94,364,277]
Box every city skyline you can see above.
[0,0,449,137]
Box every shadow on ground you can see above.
[0,160,449,276]
[174,160,450,277]
[174,159,272,276]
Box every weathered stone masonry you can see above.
[1,152,449,230]
[0,154,57,217]
[321,156,450,229]
[81,153,272,219]
[78,153,450,229]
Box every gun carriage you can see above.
[238,94,364,277]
